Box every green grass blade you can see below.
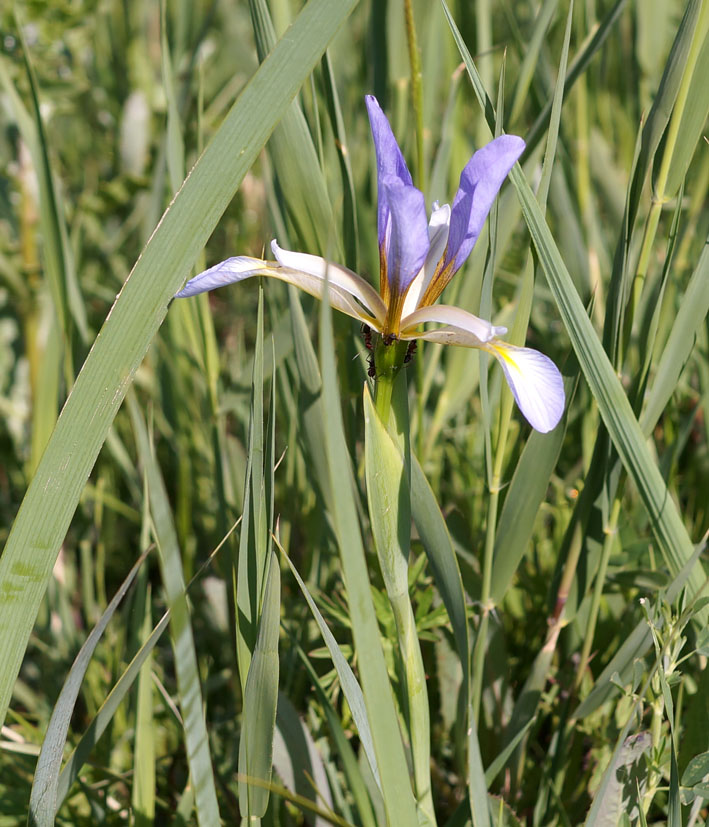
[239,551,280,818]
[4,19,88,351]
[55,613,171,808]
[132,584,156,826]
[28,548,150,826]
[640,237,709,434]
[441,4,706,605]
[280,544,380,790]
[509,0,559,126]
[128,397,220,825]
[236,289,268,684]
[0,0,358,732]
[467,707,491,827]
[249,0,337,257]
[274,692,334,826]
[490,376,574,605]
[410,455,469,674]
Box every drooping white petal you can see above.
[484,340,565,433]
[401,203,451,318]
[271,241,387,324]
[399,303,507,344]
[176,256,381,328]
[176,256,268,297]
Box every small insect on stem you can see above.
[361,324,377,377]
[404,340,417,365]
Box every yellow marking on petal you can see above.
[486,342,520,369]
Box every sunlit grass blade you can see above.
[132,584,156,826]
[236,289,268,683]
[410,455,469,674]
[239,551,280,818]
[249,0,337,257]
[319,290,418,825]
[2,19,88,353]
[490,377,573,604]
[321,49,359,271]
[467,710,491,827]
[28,548,150,826]
[279,542,380,790]
[509,0,559,126]
[274,692,334,826]
[640,238,709,434]
[0,0,358,732]
[523,0,629,154]
[128,396,220,825]
[441,2,706,606]
[295,647,380,827]
[55,612,170,808]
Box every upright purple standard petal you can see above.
[365,95,414,252]
[381,176,430,297]
[444,135,525,275]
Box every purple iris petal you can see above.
[365,95,414,251]
[443,135,525,274]
[381,176,430,296]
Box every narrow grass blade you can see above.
[295,646,381,827]
[0,0,358,731]
[509,0,559,125]
[491,375,574,605]
[128,397,220,825]
[279,544,380,788]
[319,292,418,824]
[249,0,337,257]
[273,692,333,827]
[440,5,706,603]
[55,612,171,807]
[236,289,269,684]
[28,548,150,826]
[410,455,469,673]
[239,551,280,818]
[468,707,491,827]
[132,584,156,826]
[321,50,359,271]
[640,238,709,434]
[3,20,88,351]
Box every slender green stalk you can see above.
[373,338,409,421]
[403,0,425,192]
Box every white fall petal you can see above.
[176,255,379,327]
[484,341,566,433]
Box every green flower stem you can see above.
[373,338,409,423]
[370,337,435,825]
[403,0,425,192]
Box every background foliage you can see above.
[0,0,708,824]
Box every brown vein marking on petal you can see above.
[417,256,456,309]
[378,243,390,307]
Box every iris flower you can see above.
[177,95,564,433]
